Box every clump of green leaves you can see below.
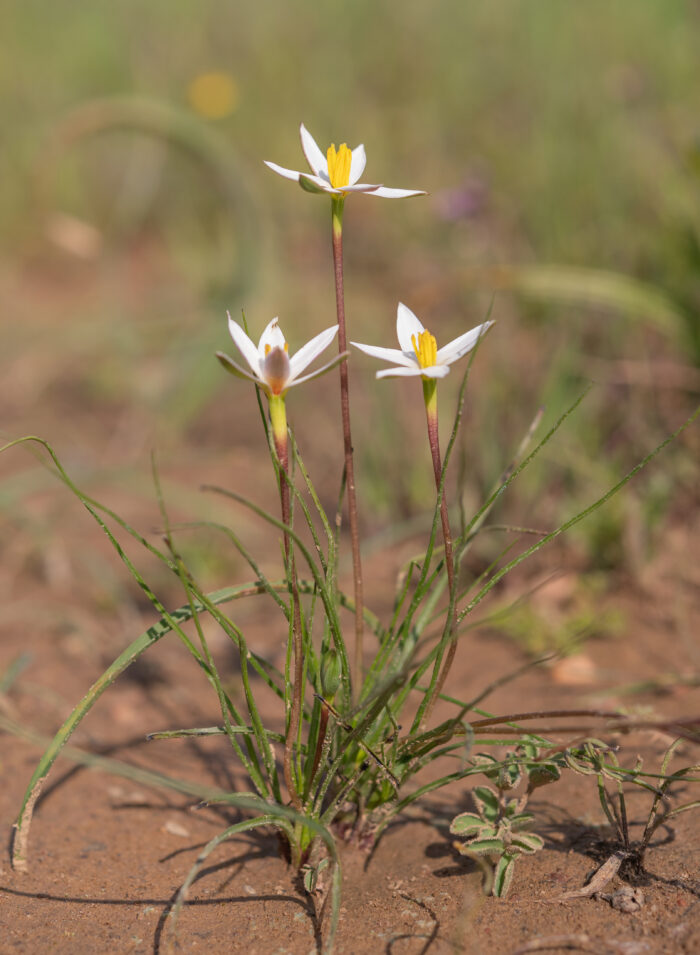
[450,740,559,896]
[450,736,700,900]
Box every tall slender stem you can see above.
[270,395,303,809]
[331,197,364,698]
[423,379,454,593]
[419,378,458,727]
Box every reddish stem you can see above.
[331,198,364,698]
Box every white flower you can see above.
[217,315,342,396]
[351,303,494,379]
[265,124,426,199]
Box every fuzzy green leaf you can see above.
[450,812,488,836]
[510,832,545,854]
[473,785,500,822]
[498,762,522,791]
[461,837,505,856]
[493,853,516,897]
[528,761,562,788]
[509,812,536,831]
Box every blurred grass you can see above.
[1,0,699,585]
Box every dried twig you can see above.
[551,850,629,902]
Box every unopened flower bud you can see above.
[321,649,342,698]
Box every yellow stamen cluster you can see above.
[412,330,438,369]
[265,342,289,355]
[326,143,352,189]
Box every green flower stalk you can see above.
[218,315,346,807]
[420,365,454,593]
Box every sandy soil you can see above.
[1,503,698,954]
[1,254,699,953]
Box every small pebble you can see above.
[163,819,190,837]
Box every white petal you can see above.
[288,351,349,387]
[351,341,417,368]
[289,325,339,379]
[376,365,427,379]
[436,320,494,365]
[376,363,450,380]
[396,302,426,353]
[258,318,287,358]
[228,315,262,375]
[340,181,383,193]
[300,124,327,177]
[367,186,427,199]
[420,364,451,378]
[264,160,302,182]
[349,144,367,185]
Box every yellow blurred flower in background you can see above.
[187,71,239,119]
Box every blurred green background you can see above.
[2,0,699,605]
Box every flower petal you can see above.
[264,160,302,182]
[375,365,428,379]
[288,351,350,387]
[376,363,450,380]
[228,314,262,375]
[396,302,426,353]
[367,186,427,199]
[420,364,451,378]
[349,144,366,185]
[351,341,417,368]
[300,124,327,177]
[216,351,263,386]
[340,181,383,193]
[258,318,287,358]
[436,320,495,365]
[289,325,339,380]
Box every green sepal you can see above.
[299,174,328,195]
[216,351,255,382]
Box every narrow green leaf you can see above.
[11,582,263,871]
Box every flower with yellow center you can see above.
[265,124,426,198]
[217,315,343,397]
[351,303,494,380]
